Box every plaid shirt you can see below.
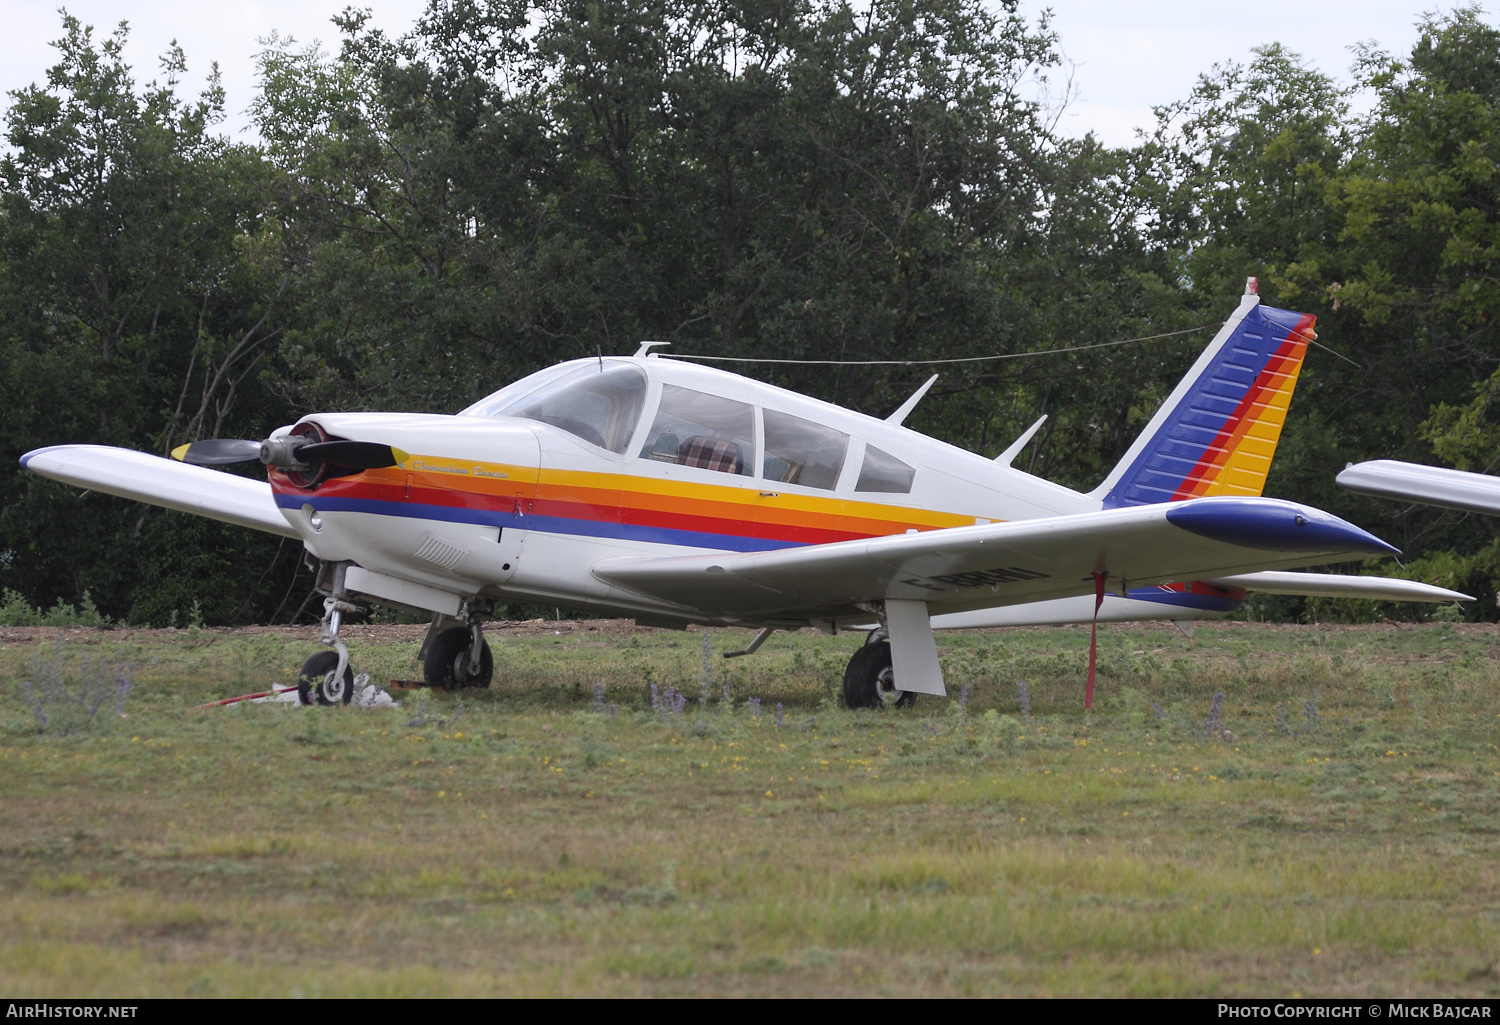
[677,436,744,475]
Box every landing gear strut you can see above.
[299,561,360,705]
[422,607,493,689]
[842,628,915,710]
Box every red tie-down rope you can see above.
[1086,572,1106,710]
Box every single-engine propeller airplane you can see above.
[21,279,1469,707]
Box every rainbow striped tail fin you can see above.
[1093,286,1314,509]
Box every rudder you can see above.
[1092,281,1314,509]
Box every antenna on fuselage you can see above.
[886,374,939,425]
[635,341,672,357]
[995,414,1048,466]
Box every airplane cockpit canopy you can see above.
[463,357,916,494]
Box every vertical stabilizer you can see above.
[1091,286,1315,508]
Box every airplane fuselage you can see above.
[274,355,1098,627]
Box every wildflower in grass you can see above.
[774,702,785,728]
[957,684,972,717]
[1017,679,1032,718]
[651,683,687,723]
[1153,700,1164,723]
[592,680,606,713]
[1303,694,1321,732]
[1202,691,1227,740]
[699,632,714,711]
[22,640,133,736]
[748,696,762,720]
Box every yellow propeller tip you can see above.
[391,448,410,466]
[170,443,190,462]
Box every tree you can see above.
[252,1,1073,414]
[0,15,302,624]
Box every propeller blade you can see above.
[295,440,409,470]
[170,439,264,466]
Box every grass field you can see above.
[2,617,1499,997]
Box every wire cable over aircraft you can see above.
[21,279,1468,707]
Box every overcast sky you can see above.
[2,1,1458,147]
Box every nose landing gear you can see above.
[299,564,361,705]
[298,648,354,705]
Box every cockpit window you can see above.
[855,445,916,494]
[763,409,849,490]
[488,363,647,453]
[639,385,755,476]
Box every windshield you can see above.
[486,363,647,453]
[461,362,579,418]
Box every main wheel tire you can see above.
[297,651,355,706]
[423,626,494,689]
[842,641,914,710]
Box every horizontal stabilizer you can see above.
[1204,571,1472,603]
[929,571,1466,631]
[20,445,297,538]
[1337,459,1500,517]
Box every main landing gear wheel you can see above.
[298,650,354,706]
[424,626,494,689]
[842,641,914,710]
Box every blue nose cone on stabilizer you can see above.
[1164,497,1400,557]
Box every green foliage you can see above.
[0,588,109,627]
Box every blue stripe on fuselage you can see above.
[275,493,799,553]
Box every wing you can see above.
[1337,459,1500,517]
[20,445,298,539]
[593,495,1397,621]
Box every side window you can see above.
[763,409,849,490]
[639,385,755,476]
[856,445,916,494]
[494,363,647,453]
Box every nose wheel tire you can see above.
[424,626,494,689]
[298,651,355,706]
[842,641,915,710]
